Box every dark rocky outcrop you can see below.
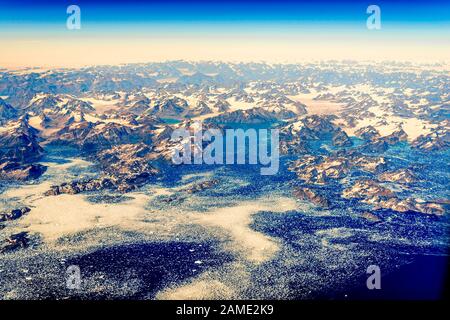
[332,129,353,147]
[184,179,219,194]
[293,187,330,208]
[279,139,308,155]
[411,130,450,151]
[51,121,137,152]
[0,117,43,163]
[343,179,445,215]
[45,177,115,196]
[146,97,188,117]
[26,95,62,114]
[0,161,47,181]
[45,143,159,194]
[360,211,381,222]
[378,169,417,184]
[383,128,408,144]
[185,101,212,117]
[0,207,31,222]
[205,108,278,124]
[355,125,380,141]
[214,100,231,112]
[279,115,342,155]
[301,115,336,133]
[0,98,17,122]
[1,232,30,253]
[0,117,46,181]
[288,154,386,184]
[359,139,389,153]
[342,179,394,199]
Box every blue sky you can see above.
[1,0,448,38]
[0,0,449,67]
[1,0,449,24]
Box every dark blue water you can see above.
[343,254,449,300]
[160,117,182,124]
[65,241,230,299]
[1,241,232,300]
